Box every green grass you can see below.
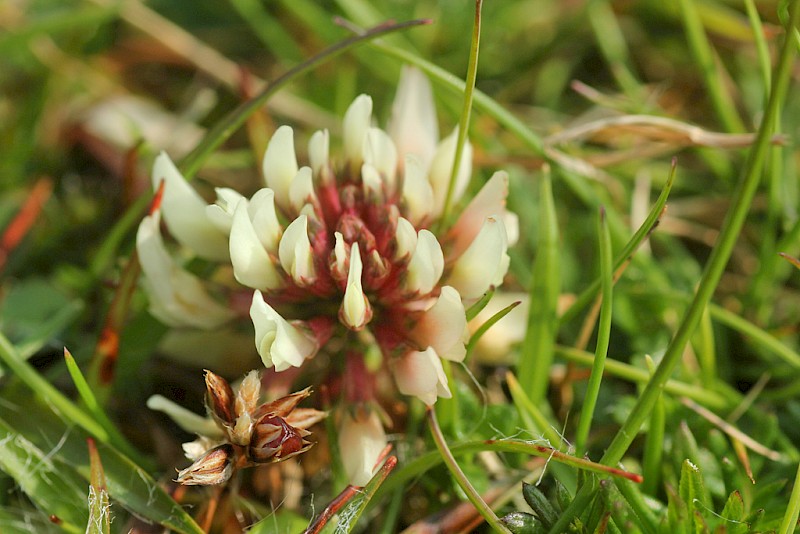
[1,0,799,532]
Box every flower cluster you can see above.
[148,370,325,485]
[138,66,516,485]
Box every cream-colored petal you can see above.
[388,65,439,169]
[250,290,317,371]
[400,155,434,225]
[393,217,417,261]
[449,171,509,258]
[248,188,282,253]
[147,395,224,439]
[229,201,283,291]
[341,242,371,330]
[428,130,472,218]
[136,213,234,329]
[411,286,467,362]
[262,125,298,212]
[338,408,387,487]
[343,95,372,167]
[205,187,245,233]
[446,216,509,301]
[332,231,348,280]
[152,152,229,261]
[403,230,444,295]
[361,163,383,201]
[392,347,451,406]
[308,129,330,177]
[289,166,317,215]
[363,127,398,189]
[278,215,316,286]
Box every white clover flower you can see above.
[337,407,387,487]
[136,66,516,409]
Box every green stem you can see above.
[778,463,800,534]
[575,208,613,457]
[600,0,800,467]
[440,0,482,227]
[427,408,511,533]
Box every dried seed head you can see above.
[248,415,312,464]
[235,371,262,419]
[176,444,234,486]
[204,370,234,427]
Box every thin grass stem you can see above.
[778,463,800,534]
[600,0,800,467]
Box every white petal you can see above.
[248,188,282,253]
[250,290,317,371]
[393,217,418,261]
[278,215,316,286]
[205,187,245,233]
[363,127,398,189]
[308,129,330,177]
[361,163,383,200]
[152,152,229,261]
[262,125,298,212]
[428,130,472,218]
[400,155,434,225]
[136,212,234,329]
[447,216,509,301]
[332,231,348,280]
[343,95,373,166]
[449,171,509,258]
[289,166,317,214]
[388,65,439,169]
[229,201,283,291]
[338,408,387,487]
[392,347,451,406]
[147,395,223,439]
[411,286,468,362]
[341,242,371,330]
[403,230,444,295]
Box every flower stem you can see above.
[426,407,511,533]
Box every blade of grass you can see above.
[778,463,800,534]
[466,300,521,359]
[677,0,746,132]
[86,439,111,534]
[641,356,665,497]
[560,160,675,326]
[587,0,641,99]
[575,207,613,457]
[506,371,566,450]
[600,0,800,468]
[519,168,560,404]
[440,0,482,227]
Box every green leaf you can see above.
[720,491,749,534]
[522,482,558,529]
[678,460,710,533]
[86,439,111,534]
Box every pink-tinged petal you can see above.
[278,215,317,286]
[152,152,229,261]
[289,166,318,215]
[393,217,417,261]
[262,126,298,212]
[229,201,283,291]
[341,242,372,330]
[446,216,509,302]
[146,395,223,439]
[250,290,318,371]
[392,347,451,406]
[403,230,444,295]
[338,408,387,487]
[410,286,468,362]
[361,163,383,201]
[136,212,234,329]
[468,292,529,364]
[364,127,398,189]
[400,155,434,225]
[343,95,373,168]
[206,187,245,233]
[388,65,439,169]
[449,171,509,258]
[428,130,472,218]
[308,129,329,177]
[248,188,282,253]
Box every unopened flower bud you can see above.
[176,444,234,486]
[248,415,312,464]
[204,370,234,427]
